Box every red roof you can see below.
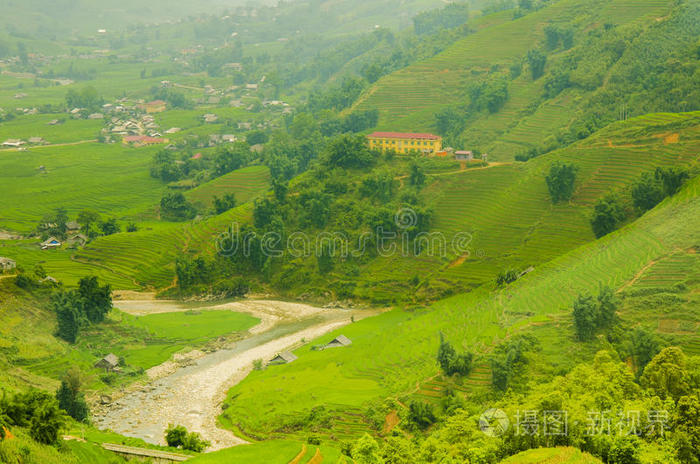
[367,132,441,140]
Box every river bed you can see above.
[93,298,370,450]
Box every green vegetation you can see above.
[0,0,699,463]
[165,424,210,452]
[125,310,258,342]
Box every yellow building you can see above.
[367,132,442,155]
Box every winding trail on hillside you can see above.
[93,298,378,451]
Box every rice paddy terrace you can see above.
[1,112,697,295]
[218,157,700,444]
[353,112,700,302]
[352,0,676,159]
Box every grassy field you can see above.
[124,310,259,342]
[218,164,700,441]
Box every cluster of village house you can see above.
[37,221,88,250]
[366,132,486,162]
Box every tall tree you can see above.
[546,162,577,203]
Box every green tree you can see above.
[409,162,426,188]
[100,218,121,235]
[78,276,112,324]
[56,372,88,423]
[160,193,196,221]
[573,293,597,341]
[77,209,101,234]
[408,401,437,429]
[673,395,700,463]
[544,25,560,50]
[527,49,547,79]
[213,193,237,214]
[630,328,659,373]
[591,194,626,237]
[631,172,665,212]
[596,284,617,328]
[165,424,188,448]
[52,291,83,343]
[640,347,691,401]
[608,436,642,464]
[545,162,577,203]
[214,142,250,176]
[437,333,456,374]
[182,431,211,452]
[324,134,376,169]
[29,401,65,445]
[352,433,384,464]
[245,130,268,146]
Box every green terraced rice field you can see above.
[219,172,700,441]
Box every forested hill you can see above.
[353,0,700,161]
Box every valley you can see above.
[0,0,698,463]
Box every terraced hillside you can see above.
[219,152,700,443]
[351,112,700,302]
[353,0,686,159]
[3,112,696,294]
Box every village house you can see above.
[164,127,181,135]
[367,132,443,155]
[455,150,473,161]
[268,351,297,365]
[0,257,17,272]
[325,335,352,349]
[94,354,121,372]
[203,113,218,123]
[88,112,104,120]
[40,237,62,249]
[66,221,81,232]
[28,137,46,145]
[68,233,88,247]
[2,139,25,148]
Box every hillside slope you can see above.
[353,0,699,159]
[2,112,697,295]
[219,151,700,441]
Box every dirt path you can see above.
[94,299,378,451]
[617,258,658,293]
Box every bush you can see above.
[165,424,187,448]
[437,333,474,376]
[165,424,210,452]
